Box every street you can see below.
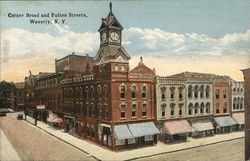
[0,113,245,161]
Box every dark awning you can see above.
[214,116,237,127]
[114,125,133,140]
[128,122,159,137]
[164,120,192,135]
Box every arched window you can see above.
[120,105,126,119]
[178,87,183,99]
[200,85,204,98]
[223,90,227,98]
[79,87,82,99]
[120,85,126,99]
[98,104,102,118]
[142,86,147,98]
[104,85,108,98]
[161,104,166,117]
[170,103,175,116]
[233,98,236,109]
[237,97,240,109]
[131,85,137,98]
[237,88,240,92]
[170,87,175,99]
[240,98,244,109]
[86,103,90,116]
[216,89,220,99]
[233,88,236,92]
[97,85,102,98]
[194,103,199,114]
[188,85,192,98]
[240,88,243,93]
[132,104,137,117]
[216,103,220,113]
[206,102,210,113]
[85,86,89,99]
[223,102,227,113]
[91,103,95,116]
[194,86,198,98]
[206,85,210,98]
[161,87,166,100]
[90,86,95,98]
[142,104,147,116]
[188,103,193,115]
[200,103,204,114]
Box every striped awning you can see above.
[114,125,133,140]
[128,122,159,137]
[214,116,237,127]
[192,122,214,132]
[164,120,192,135]
[232,113,245,125]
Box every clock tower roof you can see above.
[98,2,123,32]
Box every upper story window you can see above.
[170,103,175,116]
[233,88,236,92]
[194,103,199,114]
[223,90,227,98]
[178,87,183,99]
[223,102,227,113]
[121,65,125,71]
[240,88,243,93]
[188,85,192,98]
[216,89,220,99]
[120,85,126,99]
[233,98,236,109]
[188,103,193,115]
[206,103,210,113]
[200,85,204,98]
[90,86,95,98]
[142,104,147,117]
[206,86,210,98]
[194,86,198,98]
[97,86,102,98]
[120,105,126,119]
[161,104,166,117]
[115,64,119,71]
[161,87,166,100]
[132,104,137,117]
[131,85,137,98]
[216,103,220,113]
[237,88,240,92]
[170,87,175,99]
[104,85,108,98]
[142,86,147,98]
[179,104,183,116]
[200,103,204,114]
[85,86,89,99]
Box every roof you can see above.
[192,122,214,132]
[55,53,93,62]
[232,113,245,125]
[128,122,159,137]
[130,60,155,75]
[114,124,133,140]
[14,82,25,89]
[214,116,237,127]
[164,120,192,135]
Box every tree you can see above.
[0,81,15,108]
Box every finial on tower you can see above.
[109,2,112,12]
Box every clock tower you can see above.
[94,2,130,65]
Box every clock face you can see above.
[102,32,107,42]
[110,31,119,41]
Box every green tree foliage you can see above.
[0,81,15,108]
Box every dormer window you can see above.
[121,65,125,71]
[115,65,119,71]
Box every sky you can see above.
[0,0,250,82]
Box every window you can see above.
[233,98,236,110]
[131,86,137,98]
[121,65,125,71]
[188,103,193,115]
[115,64,119,71]
[206,86,210,98]
[216,89,220,99]
[240,98,243,109]
[142,86,147,98]
[200,103,204,114]
[142,104,147,116]
[98,104,102,118]
[85,87,89,99]
[104,105,109,119]
[161,104,166,117]
[237,97,240,109]
[161,87,166,100]
[241,88,243,93]
[223,102,227,113]
[179,104,183,116]
[91,104,95,116]
[194,103,199,114]
[104,85,108,98]
[90,86,95,98]
[206,103,210,113]
[237,88,240,92]
[170,103,175,116]
[178,87,183,99]
[223,90,227,98]
[216,103,220,113]
[188,85,192,98]
[79,87,82,99]
[170,87,175,99]
[97,86,102,98]
[194,86,198,98]
[86,104,90,116]
[200,85,204,98]
[120,85,126,99]
[233,88,236,92]
[120,105,126,119]
[132,104,137,117]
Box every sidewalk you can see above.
[19,113,244,161]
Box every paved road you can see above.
[134,138,244,161]
[0,114,96,161]
[0,129,21,161]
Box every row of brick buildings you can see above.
[13,4,245,151]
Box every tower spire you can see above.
[109,2,112,12]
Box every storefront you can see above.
[192,121,214,137]
[162,120,192,143]
[114,122,159,149]
[99,123,112,147]
[232,112,245,130]
[214,116,237,133]
[64,116,75,133]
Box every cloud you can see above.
[0,25,249,82]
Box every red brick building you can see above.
[61,4,159,150]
